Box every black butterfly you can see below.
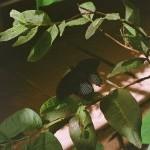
[56,58,102,100]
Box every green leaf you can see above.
[31,132,62,150]
[85,18,103,39]
[138,27,148,37]
[13,26,38,47]
[13,20,20,27]
[100,88,142,148]
[107,58,146,77]
[69,106,96,150]
[105,13,120,20]
[36,0,64,7]
[27,24,58,62]
[79,2,96,20]
[40,96,79,122]
[58,20,66,37]
[0,108,42,143]
[0,24,28,42]
[141,111,150,144]
[0,144,12,150]
[10,10,51,26]
[123,23,136,36]
[66,18,89,27]
[122,0,141,25]
[123,23,149,54]
[10,9,22,22]
[23,137,31,150]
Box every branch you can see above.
[98,29,140,53]
[79,6,106,16]
[123,75,150,88]
[0,117,68,148]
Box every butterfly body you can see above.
[56,58,102,100]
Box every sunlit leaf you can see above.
[69,106,96,150]
[66,18,89,27]
[85,18,103,39]
[122,0,141,25]
[58,20,66,37]
[13,20,20,27]
[27,24,58,62]
[100,88,142,148]
[0,24,28,42]
[36,0,64,7]
[79,2,96,20]
[31,132,62,150]
[10,10,51,26]
[141,111,150,144]
[107,58,146,77]
[10,9,22,23]
[105,13,120,20]
[40,96,79,122]
[0,108,42,143]
[13,26,38,47]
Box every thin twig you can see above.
[106,80,119,88]
[0,118,66,146]
[98,29,140,53]
[79,6,106,16]
[117,134,126,150]
[123,75,150,88]
[0,0,23,8]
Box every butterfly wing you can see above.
[56,59,101,100]
[56,69,81,100]
[78,81,94,95]
[89,73,102,86]
[75,58,100,75]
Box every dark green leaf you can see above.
[100,88,142,148]
[141,111,150,144]
[123,23,149,54]
[85,18,103,39]
[36,0,64,7]
[0,144,12,150]
[58,20,66,37]
[79,2,96,20]
[66,18,89,27]
[40,96,79,122]
[13,26,38,47]
[122,0,141,25]
[0,108,42,143]
[31,132,62,150]
[107,58,146,77]
[95,142,104,150]
[27,24,58,62]
[105,13,120,20]
[23,137,31,150]
[0,24,28,42]
[11,10,51,26]
[69,106,96,150]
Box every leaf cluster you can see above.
[0,0,150,149]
